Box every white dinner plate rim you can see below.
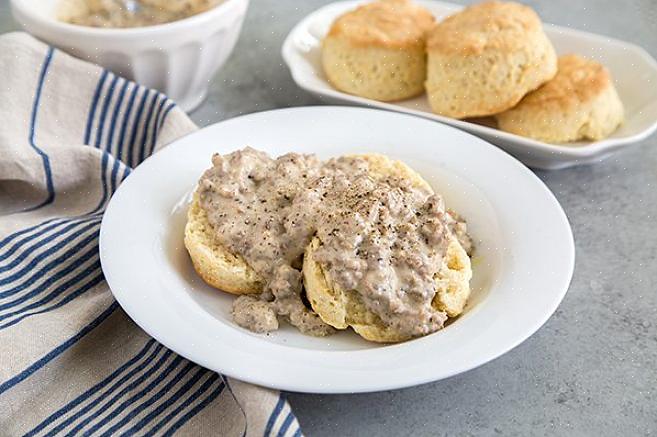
[100,106,575,393]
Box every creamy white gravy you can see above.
[198,148,472,337]
[59,0,222,28]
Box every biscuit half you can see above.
[303,236,472,343]
[302,155,473,343]
[184,193,264,295]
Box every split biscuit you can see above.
[302,154,472,343]
[184,193,264,295]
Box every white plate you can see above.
[100,106,574,393]
[281,0,657,170]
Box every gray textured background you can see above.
[2,0,656,435]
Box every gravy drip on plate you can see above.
[198,148,471,338]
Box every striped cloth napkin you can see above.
[0,32,302,437]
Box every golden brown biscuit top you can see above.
[427,1,544,54]
[513,55,612,109]
[327,0,435,48]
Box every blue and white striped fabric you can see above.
[0,32,302,437]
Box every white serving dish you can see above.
[11,0,249,111]
[100,106,575,393]
[282,0,657,170]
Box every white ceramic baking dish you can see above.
[282,0,657,169]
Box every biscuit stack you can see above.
[322,0,624,143]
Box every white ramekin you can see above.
[11,0,249,111]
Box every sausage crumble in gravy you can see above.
[59,0,222,28]
[196,148,473,338]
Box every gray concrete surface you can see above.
[2,0,656,435]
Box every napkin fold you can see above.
[0,32,302,437]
